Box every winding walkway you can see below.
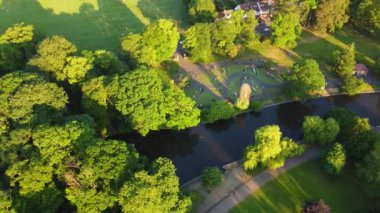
[199,148,321,213]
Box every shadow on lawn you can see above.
[294,28,380,68]
[0,0,145,50]
[137,0,190,28]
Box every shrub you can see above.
[202,100,236,123]
[250,100,263,112]
[243,125,305,171]
[201,167,223,188]
[321,143,346,175]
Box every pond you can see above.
[114,93,380,184]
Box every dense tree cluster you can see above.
[314,0,350,33]
[106,67,200,135]
[0,22,200,212]
[271,12,302,48]
[285,59,325,99]
[243,125,305,170]
[302,116,340,145]
[184,10,259,61]
[353,0,380,34]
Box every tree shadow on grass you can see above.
[0,0,145,51]
[137,0,190,28]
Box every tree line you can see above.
[0,22,198,212]
[242,108,380,210]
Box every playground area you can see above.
[181,60,285,106]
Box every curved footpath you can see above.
[187,148,321,213]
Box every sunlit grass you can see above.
[230,160,370,213]
[0,0,188,51]
[38,0,99,14]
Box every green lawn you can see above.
[294,29,380,66]
[230,160,370,213]
[0,0,189,51]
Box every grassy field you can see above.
[294,29,380,67]
[230,160,370,213]
[0,0,189,51]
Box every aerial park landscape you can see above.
[0,0,380,212]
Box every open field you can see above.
[294,28,380,67]
[0,0,189,51]
[230,160,371,213]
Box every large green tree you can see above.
[321,143,346,175]
[271,12,302,48]
[240,11,259,45]
[277,0,317,25]
[354,0,380,34]
[314,0,350,33]
[107,67,199,135]
[184,23,212,62]
[334,43,356,78]
[243,125,305,170]
[0,22,37,63]
[210,14,241,57]
[121,19,180,65]
[0,71,68,125]
[302,116,340,145]
[65,140,140,213]
[118,158,191,213]
[285,59,325,99]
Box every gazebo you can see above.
[353,63,369,76]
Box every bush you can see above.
[201,167,223,188]
[250,100,263,112]
[202,100,236,123]
[341,76,367,96]
[321,143,346,175]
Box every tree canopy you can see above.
[202,100,236,123]
[118,158,191,213]
[302,116,340,145]
[107,67,200,135]
[271,12,302,48]
[314,0,350,33]
[28,35,77,81]
[121,19,180,65]
[354,0,380,34]
[243,125,305,170]
[285,59,325,99]
[184,23,213,62]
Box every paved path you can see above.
[205,148,321,213]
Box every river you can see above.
[115,93,380,184]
